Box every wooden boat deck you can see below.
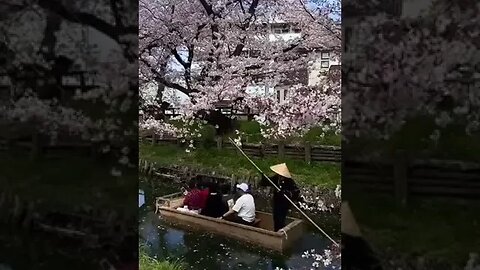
[156,195,304,252]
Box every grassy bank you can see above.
[236,121,341,146]
[349,193,480,267]
[0,150,136,213]
[140,143,340,188]
[140,250,184,270]
[345,115,480,162]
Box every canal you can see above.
[139,176,340,270]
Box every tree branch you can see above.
[248,0,259,15]
[109,0,123,28]
[229,0,259,57]
[198,0,214,16]
[172,49,188,67]
[38,0,137,42]
[140,58,198,96]
[298,0,341,41]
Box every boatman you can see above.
[219,183,256,226]
[341,201,383,269]
[259,163,302,231]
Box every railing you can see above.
[141,135,480,202]
[140,134,341,163]
[343,156,480,203]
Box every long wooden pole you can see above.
[228,137,339,247]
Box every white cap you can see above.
[236,183,249,192]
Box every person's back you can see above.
[220,183,256,226]
[201,183,228,218]
[198,188,209,209]
[232,193,256,223]
[202,193,227,217]
[183,188,202,210]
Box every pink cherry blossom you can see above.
[139,0,341,139]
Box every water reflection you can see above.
[139,179,340,269]
[164,228,185,250]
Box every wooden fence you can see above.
[140,135,341,163]
[0,133,106,159]
[343,157,480,204]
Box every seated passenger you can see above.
[178,179,209,213]
[201,182,228,218]
[219,183,256,226]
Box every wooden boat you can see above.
[156,194,304,253]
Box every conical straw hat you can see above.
[270,163,292,178]
[341,201,362,237]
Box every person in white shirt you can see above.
[219,183,256,226]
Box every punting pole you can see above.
[228,137,339,247]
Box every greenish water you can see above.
[139,177,340,270]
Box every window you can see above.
[272,23,290,34]
[0,75,11,86]
[292,25,301,33]
[276,89,281,102]
[321,60,329,68]
[250,50,261,57]
[321,52,330,59]
[241,49,261,58]
[345,27,352,51]
[221,108,232,114]
[62,75,80,86]
[284,89,288,100]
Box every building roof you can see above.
[343,0,402,18]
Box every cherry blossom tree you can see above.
[0,0,138,170]
[342,0,480,142]
[139,0,341,141]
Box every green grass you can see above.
[346,115,480,162]
[0,151,136,213]
[140,249,184,270]
[349,193,480,266]
[302,127,341,146]
[235,121,341,146]
[140,142,340,188]
[238,120,263,143]
[164,118,341,146]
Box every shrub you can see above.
[237,120,263,143]
[199,124,216,148]
[140,247,184,270]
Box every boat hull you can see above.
[157,197,304,252]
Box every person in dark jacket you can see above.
[200,182,228,218]
[341,201,383,270]
[259,163,302,231]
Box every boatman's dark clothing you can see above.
[200,182,228,218]
[341,201,383,270]
[342,233,383,270]
[260,174,302,231]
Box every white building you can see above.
[163,20,340,109]
[244,21,339,105]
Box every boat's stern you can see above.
[280,219,305,252]
[155,194,184,213]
